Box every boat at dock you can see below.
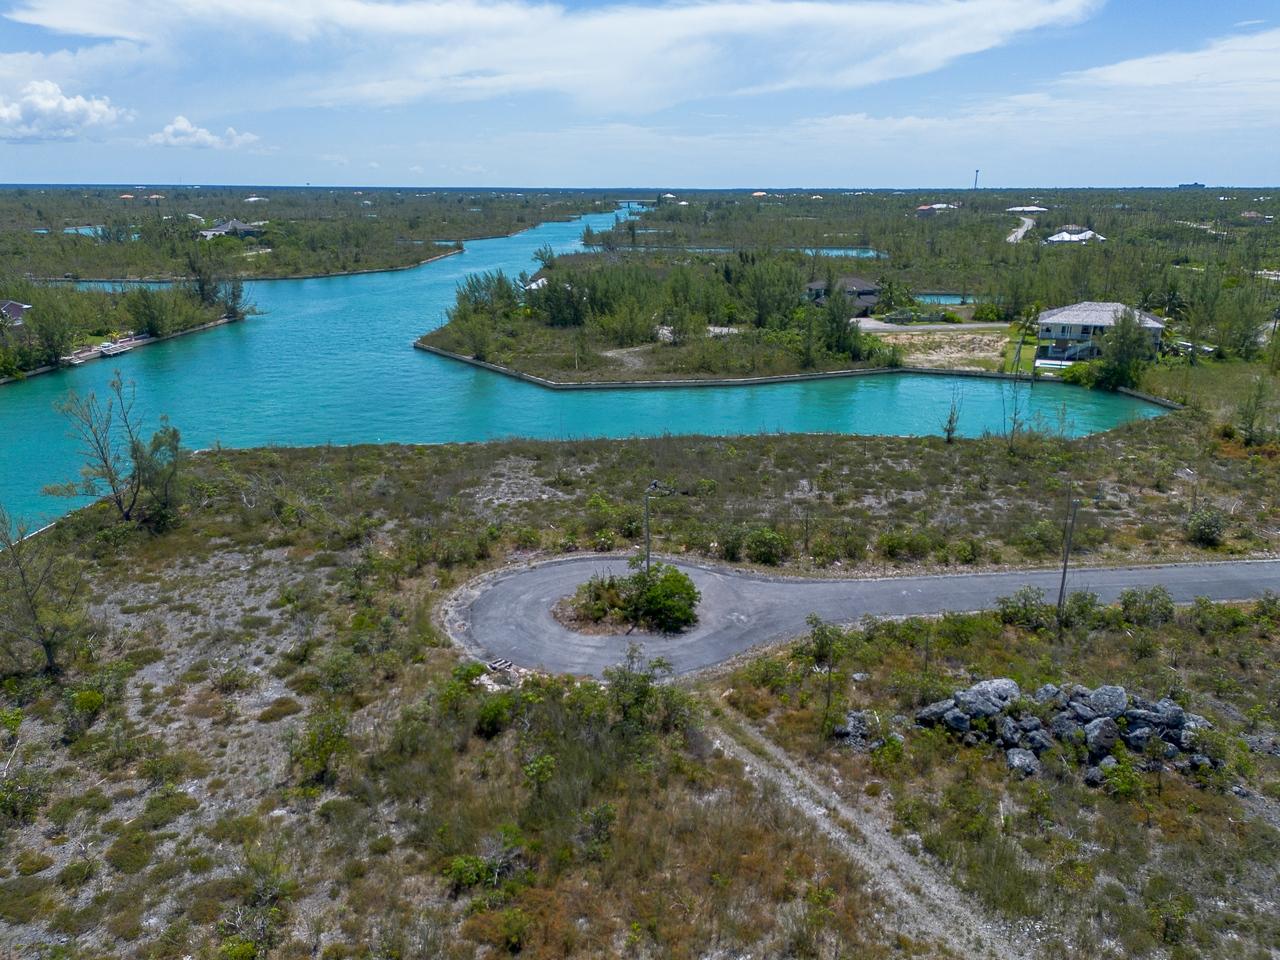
[99,341,134,356]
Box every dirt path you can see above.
[1007,216,1035,243]
[711,712,1037,960]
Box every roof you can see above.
[806,276,879,294]
[1,299,31,323]
[1038,302,1164,331]
[1006,205,1048,212]
[1046,229,1105,243]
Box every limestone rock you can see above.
[1084,717,1119,758]
[1006,748,1041,777]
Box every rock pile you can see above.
[914,679,1218,783]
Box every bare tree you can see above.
[47,372,185,524]
[0,505,85,675]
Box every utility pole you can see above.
[643,480,672,573]
[973,169,980,190]
[1056,493,1081,639]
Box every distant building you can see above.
[198,219,262,240]
[1036,302,1163,363]
[1006,205,1048,213]
[1045,229,1106,244]
[0,299,32,326]
[1241,211,1264,220]
[1177,182,1206,189]
[915,202,958,218]
[805,276,879,316]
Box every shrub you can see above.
[1185,507,1227,547]
[287,709,352,786]
[743,526,789,565]
[257,697,302,723]
[15,849,54,875]
[1118,586,1174,627]
[106,830,156,874]
[995,586,1055,631]
[877,528,934,561]
[571,563,701,633]
[57,860,95,889]
[624,563,701,633]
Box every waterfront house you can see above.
[1,299,31,327]
[805,276,879,316]
[199,219,262,240]
[1035,302,1163,363]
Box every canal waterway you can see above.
[1,208,1163,525]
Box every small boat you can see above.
[100,342,134,356]
[60,355,84,366]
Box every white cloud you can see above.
[148,114,258,148]
[0,79,125,140]
[7,0,1101,111]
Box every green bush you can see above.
[877,528,934,561]
[995,586,1055,631]
[1118,586,1174,627]
[1185,507,1227,547]
[624,564,701,633]
[106,830,156,874]
[571,563,700,633]
[743,526,789,565]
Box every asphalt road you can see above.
[451,555,1280,677]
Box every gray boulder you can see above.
[1184,713,1212,732]
[953,689,1001,718]
[1070,701,1099,722]
[970,678,1021,705]
[1099,755,1118,772]
[1025,730,1054,755]
[1018,716,1043,732]
[943,708,971,733]
[1122,725,1156,753]
[1050,711,1082,742]
[916,699,955,726]
[1124,708,1167,729]
[1067,684,1093,702]
[832,711,871,749]
[1006,748,1041,777]
[998,716,1021,747]
[1155,698,1186,728]
[1033,683,1061,704]
[1084,717,1119,758]
[1089,685,1128,718]
[1083,765,1104,787]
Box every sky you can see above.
[0,0,1276,188]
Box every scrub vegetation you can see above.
[3,408,1279,956]
[424,187,1279,385]
[0,187,617,281]
[0,279,244,378]
[714,595,1280,958]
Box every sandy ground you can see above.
[884,331,1006,370]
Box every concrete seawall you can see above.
[414,343,1180,407]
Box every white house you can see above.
[1036,302,1163,363]
[1045,229,1106,244]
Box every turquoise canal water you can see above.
[2,208,1163,525]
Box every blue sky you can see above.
[0,0,1276,187]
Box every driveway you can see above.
[447,555,1280,676]
[1007,216,1036,243]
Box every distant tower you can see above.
[973,169,980,190]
